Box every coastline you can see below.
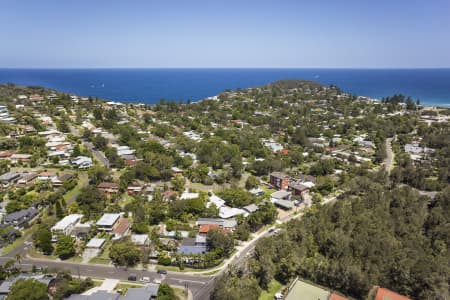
[0,68,450,107]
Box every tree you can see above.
[55,235,76,259]
[245,175,259,190]
[211,272,261,300]
[109,239,141,267]
[76,186,106,218]
[88,165,110,184]
[171,176,185,192]
[157,283,178,300]
[33,226,54,254]
[52,271,94,300]
[55,200,64,219]
[207,229,234,257]
[7,278,49,300]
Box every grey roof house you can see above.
[4,207,39,228]
[67,283,160,300]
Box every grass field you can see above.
[258,280,282,300]
[173,286,188,300]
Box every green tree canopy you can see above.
[7,278,49,300]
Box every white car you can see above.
[140,277,150,283]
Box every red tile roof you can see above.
[375,288,411,300]
[199,224,219,234]
[112,218,130,235]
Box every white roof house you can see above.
[96,213,121,230]
[180,191,199,200]
[71,156,93,169]
[51,214,83,238]
[219,206,246,219]
[131,234,150,246]
[207,194,226,208]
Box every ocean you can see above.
[0,68,449,107]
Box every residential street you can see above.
[383,137,395,174]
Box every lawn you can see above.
[173,287,188,300]
[258,280,282,300]
[88,257,111,265]
[2,226,37,255]
[28,247,58,260]
[63,174,88,203]
[260,185,276,195]
[89,240,112,264]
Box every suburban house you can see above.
[50,214,83,240]
[112,217,131,239]
[131,234,150,246]
[0,151,14,161]
[178,237,207,255]
[71,156,93,169]
[0,172,21,187]
[97,182,120,196]
[288,181,310,197]
[207,194,226,208]
[271,190,294,210]
[85,237,106,251]
[171,166,184,176]
[51,173,75,187]
[180,191,199,200]
[270,172,290,190]
[127,184,144,195]
[96,213,121,231]
[37,171,58,181]
[17,172,38,186]
[219,206,246,219]
[372,287,411,300]
[10,153,32,164]
[67,283,160,300]
[243,203,259,214]
[196,218,237,231]
[4,207,39,228]
[198,224,219,235]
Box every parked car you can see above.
[140,276,150,283]
[128,274,137,281]
[157,269,168,275]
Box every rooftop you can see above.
[51,214,83,231]
[375,287,411,300]
[86,237,106,248]
[271,190,292,199]
[285,279,330,300]
[112,218,130,235]
[96,213,121,227]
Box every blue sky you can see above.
[1,0,449,68]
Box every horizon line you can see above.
[1,66,450,70]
